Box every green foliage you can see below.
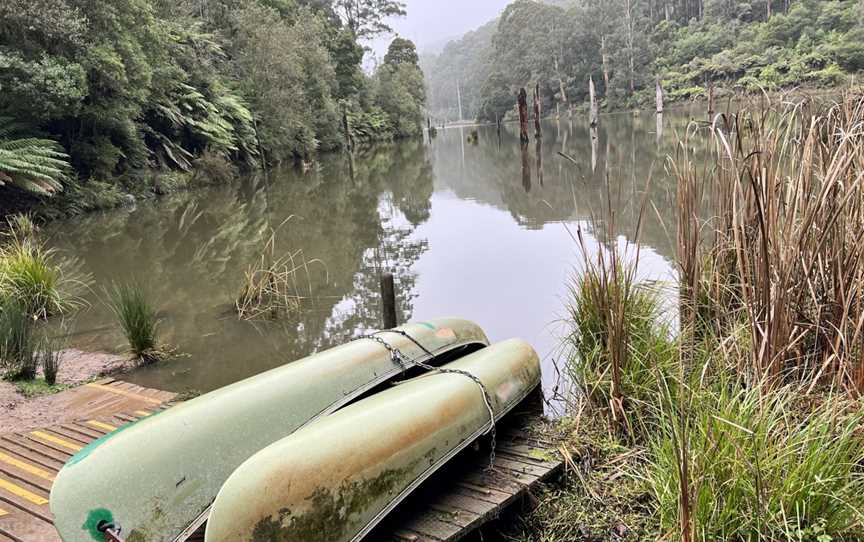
[0,220,81,318]
[107,282,159,362]
[649,380,864,540]
[333,0,406,39]
[15,378,68,398]
[374,38,426,138]
[0,120,70,196]
[0,0,424,203]
[429,0,864,121]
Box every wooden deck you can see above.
[0,383,562,542]
[0,379,175,542]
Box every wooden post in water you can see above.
[589,76,599,128]
[518,88,530,145]
[380,273,397,329]
[533,83,542,139]
[655,77,664,114]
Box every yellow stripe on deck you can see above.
[86,420,117,432]
[134,410,151,417]
[0,479,48,505]
[29,431,82,452]
[84,383,163,405]
[0,452,54,481]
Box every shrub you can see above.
[107,282,160,363]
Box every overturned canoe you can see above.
[204,338,541,542]
[50,319,488,542]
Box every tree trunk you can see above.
[656,77,664,114]
[767,0,772,19]
[533,83,542,139]
[554,55,569,116]
[600,36,611,93]
[518,88,530,145]
[626,0,636,95]
[589,76,599,127]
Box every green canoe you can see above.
[50,319,488,542]
[204,338,541,542]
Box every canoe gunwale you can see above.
[350,380,542,542]
[174,337,488,542]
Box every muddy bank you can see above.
[0,349,133,434]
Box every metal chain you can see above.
[359,330,497,470]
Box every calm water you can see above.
[46,110,696,400]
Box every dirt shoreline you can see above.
[0,349,134,434]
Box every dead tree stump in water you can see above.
[656,77,665,114]
[589,76,599,128]
[708,84,715,118]
[533,83,542,139]
[518,88,530,145]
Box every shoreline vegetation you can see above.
[508,91,864,541]
[423,0,864,124]
[0,0,425,220]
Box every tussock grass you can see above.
[0,215,85,319]
[107,282,161,364]
[235,220,324,321]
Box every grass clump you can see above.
[235,221,323,321]
[0,215,84,318]
[0,299,37,379]
[107,282,161,364]
[15,378,69,398]
[649,379,864,541]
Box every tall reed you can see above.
[673,92,864,393]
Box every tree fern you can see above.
[0,125,69,195]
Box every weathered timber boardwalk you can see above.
[0,379,175,542]
[0,383,562,542]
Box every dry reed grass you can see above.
[235,218,325,321]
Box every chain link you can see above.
[359,330,497,470]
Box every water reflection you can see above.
[46,110,695,400]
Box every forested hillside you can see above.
[423,0,864,122]
[0,0,426,205]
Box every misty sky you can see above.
[369,0,511,61]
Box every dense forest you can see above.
[0,0,426,206]
[423,0,864,121]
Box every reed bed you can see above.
[520,92,864,542]
[235,223,323,321]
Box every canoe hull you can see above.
[204,338,541,542]
[50,319,488,542]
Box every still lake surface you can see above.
[46,110,697,401]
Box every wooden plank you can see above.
[1,436,71,464]
[0,464,53,494]
[0,512,58,542]
[0,442,64,472]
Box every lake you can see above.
[45,109,697,403]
